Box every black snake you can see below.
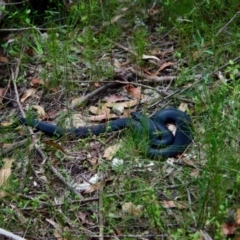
[19,108,192,158]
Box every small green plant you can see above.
[142,189,163,230]
[132,28,148,64]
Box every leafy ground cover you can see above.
[0,0,240,239]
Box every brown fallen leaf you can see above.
[42,140,66,153]
[46,110,59,120]
[221,222,236,237]
[113,58,122,68]
[30,78,45,87]
[25,47,35,56]
[147,7,161,16]
[20,88,37,103]
[236,209,240,226]
[93,82,101,88]
[0,56,8,63]
[46,218,68,240]
[70,96,84,108]
[0,87,7,104]
[103,143,121,160]
[67,113,86,127]
[178,102,188,112]
[89,105,110,115]
[83,184,101,194]
[153,62,174,76]
[160,200,187,209]
[32,105,47,118]
[0,191,7,198]
[1,121,12,127]
[192,48,206,60]
[103,94,128,103]
[1,143,13,148]
[89,113,118,122]
[122,109,133,117]
[125,85,142,99]
[142,54,160,62]
[0,158,14,187]
[122,202,142,217]
[77,212,95,225]
[104,99,138,108]
[87,157,98,165]
[190,169,200,177]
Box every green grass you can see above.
[0,0,240,239]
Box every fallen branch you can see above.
[130,67,202,82]
[0,228,26,240]
[0,139,28,157]
[70,82,125,108]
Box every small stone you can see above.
[112,105,124,115]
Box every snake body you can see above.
[19,108,192,158]
[148,108,192,157]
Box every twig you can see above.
[199,230,213,240]
[161,54,240,103]
[86,234,168,238]
[0,95,18,102]
[70,82,125,108]
[0,139,28,157]
[11,56,33,193]
[10,58,50,190]
[49,165,83,199]
[11,55,83,197]
[216,11,240,36]
[187,189,197,228]
[3,0,28,5]
[0,26,67,32]
[12,60,25,117]
[149,100,171,113]
[0,228,26,240]
[131,67,203,82]
[98,186,104,240]
[114,43,137,56]
[103,80,168,96]
[130,67,176,82]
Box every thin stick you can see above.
[23,185,181,210]
[98,186,104,240]
[49,165,83,199]
[114,42,137,56]
[216,11,240,36]
[3,0,28,5]
[0,26,67,32]
[86,234,168,238]
[199,230,213,240]
[12,60,25,117]
[0,228,26,240]
[130,67,202,82]
[11,55,32,193]
[70,82,124,108]
[0,139,28,157]
[103,80,167,95]
[163,54,240,103]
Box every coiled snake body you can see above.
[19,108,192,158]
